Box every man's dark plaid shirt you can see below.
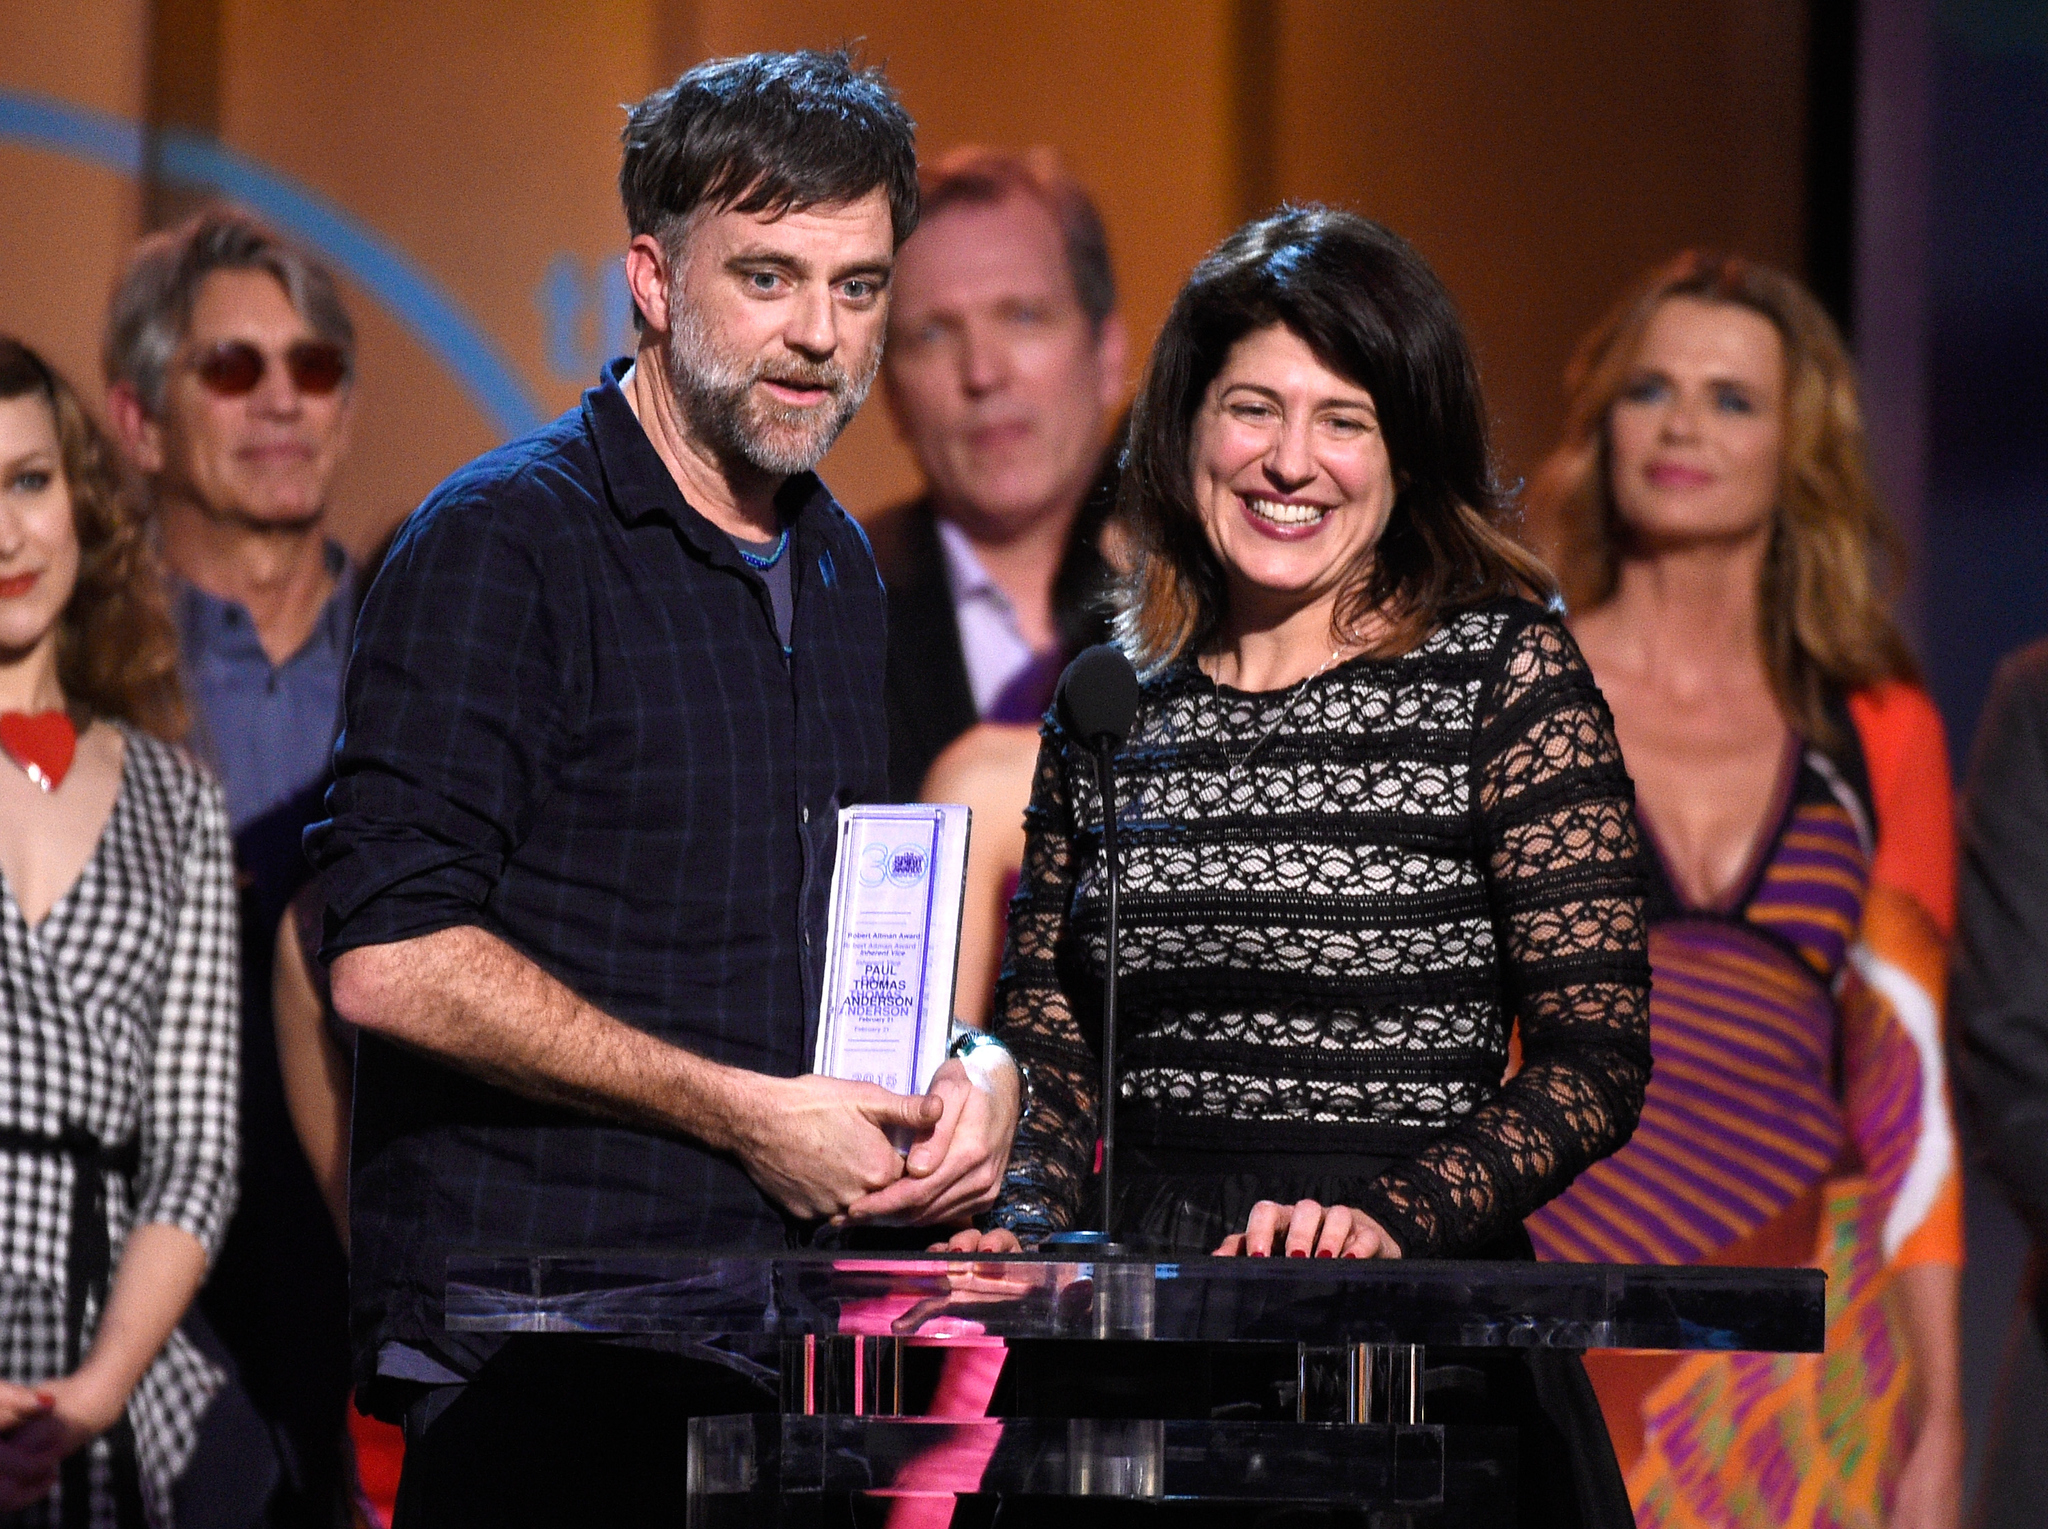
[308,364,889,1379]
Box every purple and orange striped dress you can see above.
[1527,687,1960,1529]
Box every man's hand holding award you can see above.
[804,805,1021,1228]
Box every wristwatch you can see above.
[946,1020,1033,1122]
[947,1018,1010,1063]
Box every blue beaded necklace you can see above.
[736,528,789,569]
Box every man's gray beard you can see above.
[666,303,879,478]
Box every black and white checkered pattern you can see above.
[0,728,240,1527]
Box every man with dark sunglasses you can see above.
[106,208,358,836]
[103,207,361,1529]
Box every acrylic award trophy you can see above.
[812,804,972,1098]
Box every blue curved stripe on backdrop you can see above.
[0,88,542,440]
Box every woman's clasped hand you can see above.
[0,1375,112,1512]
[0,1381,60,1510]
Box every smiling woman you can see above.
[1521,253,1963,1529]
[0,338,241,1529]
[1189,323,1398,642]
[946,207,1655,1529]
[1115,207,1556,678]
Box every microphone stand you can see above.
[1042,643,1138,1258]
[1044,732,1128,1254]
[1094,735,1123,1248]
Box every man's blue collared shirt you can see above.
[175,542,356,832]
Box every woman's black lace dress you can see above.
[984,598,1654,1526]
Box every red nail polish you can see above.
[1287,1249,1307,1258]
[1251,1249,1269,1257]
[1315,1249,1334,1258]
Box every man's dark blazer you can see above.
[1952,636,2048,1527]
[867,484,1116,803]
[1954,636,2048,1243]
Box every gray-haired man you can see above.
[104,208,360,1529]
[105,208,358,835]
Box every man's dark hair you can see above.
[620,50,919,255]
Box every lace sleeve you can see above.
[986,727,1098,1240]
[1352,612,1653,1257]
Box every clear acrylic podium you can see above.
[448,1249,1824,1523]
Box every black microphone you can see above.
[1048,644,1139,1251]
[1056,643,1140,751]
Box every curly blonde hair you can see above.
[1522,251,1915,744]
[1,338,187,741]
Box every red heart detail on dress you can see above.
[0,710,78,792]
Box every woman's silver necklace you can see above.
[1209,645,1344,779]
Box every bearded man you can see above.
[307,52,1021,1528]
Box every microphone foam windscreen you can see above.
[1056,644,1140,747]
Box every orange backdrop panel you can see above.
[0,1,1811,552]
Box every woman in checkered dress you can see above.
[0,339,238,1528]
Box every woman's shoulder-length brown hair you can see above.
[0,337,186,741]
[1522,250,1916,742]
[1113,204,1555,674]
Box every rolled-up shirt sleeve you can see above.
[308,485,577,957]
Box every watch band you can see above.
[946,1020,1033,1122]
[947,1019,1008,1059]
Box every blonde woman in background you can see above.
[1522,253,1963,1529]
